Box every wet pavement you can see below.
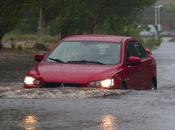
[1,38,175,130]
[154,38,175,89]
[1,90,175,130]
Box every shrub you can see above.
[17,45,23,50]
[142,38,162,49]
[34,43,47,51]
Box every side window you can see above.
[127,42,147,60]
[134,43,147,59]
[127,43,137,59]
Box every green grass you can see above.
[141,37,162,49]
[3,33,162,50]
[3,33,58,43]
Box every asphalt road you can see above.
[0,38,175,130]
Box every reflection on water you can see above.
[20,113,118,130]
[22,115,39,130]
[100,114,118,130]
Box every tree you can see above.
[0,0,29,49]
[0,0,156,48]
[83,0,156,34]
[29,0,64,42]
[47,0,156,38]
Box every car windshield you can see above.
[47,41,121,65]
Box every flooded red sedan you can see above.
[24,35,157,90]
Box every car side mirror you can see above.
[128,56,141,66]
[48,48,51,52]
[34,54,45,62]
[145,48,152,55]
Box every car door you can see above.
[133,42,153,89]
[125,42,143,89]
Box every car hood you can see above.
[36,63,120,83]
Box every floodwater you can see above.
[1,38,175,130]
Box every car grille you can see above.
[41,82,82,88]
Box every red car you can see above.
[24,35,157,90]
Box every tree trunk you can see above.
[60,25,69,39]
[60,31,68,39]
[87,24,96,34]
[0,34,4,49]
[89,26,95,34]
[37,8,44,44]
[88,20,97,34]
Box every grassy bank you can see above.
[2,33,59,50]
[2,33,162,50]
[3,33,58,43]
[141,37,162,49]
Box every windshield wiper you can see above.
[67,60,104,65]
[48,58,65,63]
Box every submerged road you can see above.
[1,38,175,130]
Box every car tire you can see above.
[151,78,157,90]
[120,82,127,90]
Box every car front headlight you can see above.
[100,79,115,88]
[90,79,115,88]
[24,76,40,85]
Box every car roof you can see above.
[62,35,132,43]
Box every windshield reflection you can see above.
[100,114,118,130]
[47,41,121,65]
[22,115,39,130]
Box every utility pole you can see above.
[37,8,44,44]
[154,0,163,39]
[155,1,158,38]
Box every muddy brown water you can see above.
[0,49,35,85]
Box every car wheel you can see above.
[150,79,157,90]
[120,82,127,90]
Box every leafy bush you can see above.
[3,33,58,43]
[34,43,48,51]
[123,26,162,49]
[142,38,162,49]
[17,45,23,50]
